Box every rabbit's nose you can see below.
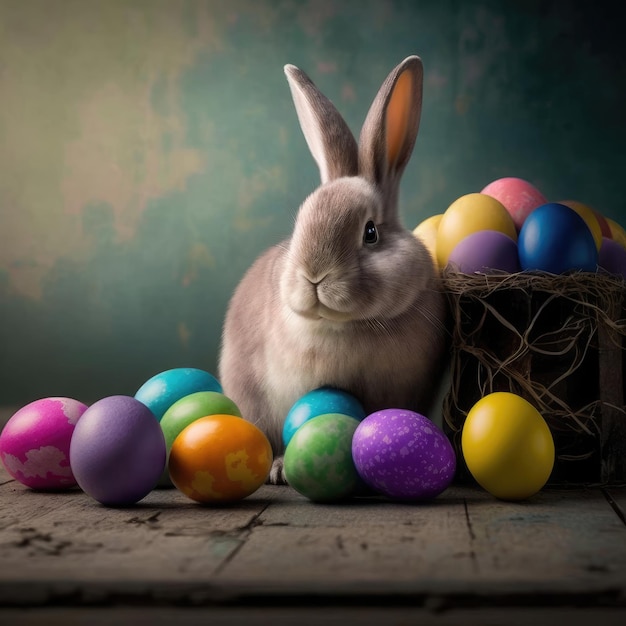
[302,270,329,287]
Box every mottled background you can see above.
[1,0,624,406]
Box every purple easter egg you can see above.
[599,237,626,280]
[0,397,88,489]
[352,409,456,500]
[69,396,166,506]
[447,230,520,274]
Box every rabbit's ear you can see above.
[358,56,423,210]
[284,64,358,184]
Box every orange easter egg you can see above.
[169,414,273,503]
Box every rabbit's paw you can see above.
[267,456,288,485]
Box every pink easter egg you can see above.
[0,397,88,489]
[481,177,548,231]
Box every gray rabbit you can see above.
[219,56,448,483]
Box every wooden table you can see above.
[1,419,625,625]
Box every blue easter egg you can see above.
[134,368,222,421]
[518,203,598,274]
[282,387,366,447]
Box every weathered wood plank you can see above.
[216,487,475,588]
[464,486,626,592]
[214,485,626,599]
[0,483,275,588]
[1,470,625,608]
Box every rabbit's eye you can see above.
[363,220,378,245]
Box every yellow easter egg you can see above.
[436,193,517,268]
[558,200,603,250]
[461,392,555,501]
[413,214,442,269]
[606,217,626,249]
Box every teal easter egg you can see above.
[134,368,222,422]
[282,387,366,447]
[283,413,362,502]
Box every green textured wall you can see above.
[1,0,624,404]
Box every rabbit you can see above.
[219,55,449,484]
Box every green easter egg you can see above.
[157,391,242,487]
[283,413,361,502]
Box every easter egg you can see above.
[69,396,166,506]
[461,392,554,500]
[168,414,272,503]
[157,391,242,486]
[436,193,517,268]
[413,214,443,269]
[0,398,88,490]
[447,230,520,274]
[593,210,612,239]
[283,413,361,502]
[518,203,598,274]
[351,409,456,500]
[282,387,366,448]
[134,367,222,421]
[558,200,603,250]
[481,177,547,231]
[606,217,626,249]
[599,237,626,280]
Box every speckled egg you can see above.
[352,409,456,500]
[283,413,362,502]
[134,367,222,421]
[0,397,88,490]
[283,387,366,448]
[69,395,166,506]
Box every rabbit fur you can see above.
[219,56,449,483]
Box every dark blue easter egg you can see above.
[518,203,598,274]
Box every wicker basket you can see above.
[442,270,626,485]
